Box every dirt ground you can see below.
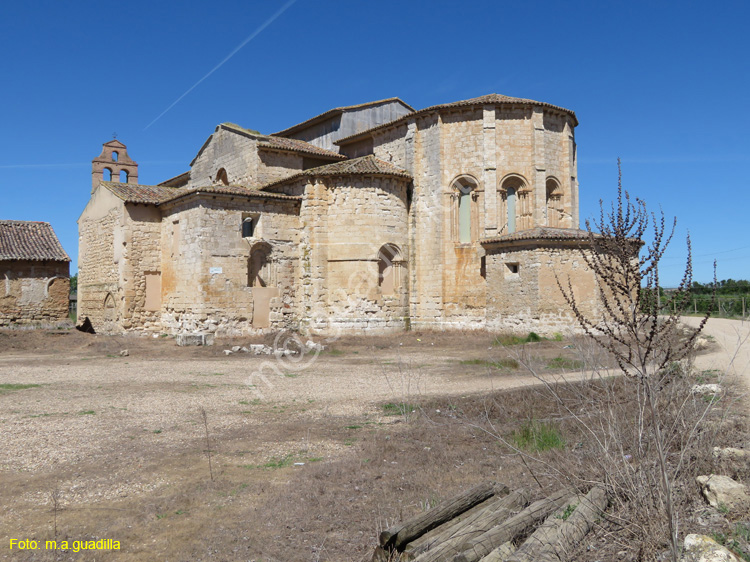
[0,329,606,562]
[0,324,746,561]
[683,317,750,409]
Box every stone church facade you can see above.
[78,94,602,336]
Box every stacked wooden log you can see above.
[373,482,607,562]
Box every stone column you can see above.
[483,105,497,234]
[531,107,546,228]
[565,118,579,228]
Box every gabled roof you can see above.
[190,123,344,166]
[335,93,578,145]
[101,182,299,205]
[258,136,347,160]
[158,171,190,187]
[272,98,415,137]
[103,139,127,149]
[262,154,411,190]
[0,220,70,262]
[480,227,594,245]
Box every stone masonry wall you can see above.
[77,190,123,331]
[0,260,69,326]
[120,204,162,332]
[372,123,410,169]
[322,176,410,333]
[189,128,307,189]
[257,150,304,185]
[160,196,301,336]
[188,128,259,187]
[484,243,600,335]
[367,103,582,332]
[439,109,486,328]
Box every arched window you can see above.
[45,276,60,297]
[500,175,529,233]
[103,168,112,181]
[112,151,119,162]
[506,186,517,233]
[242,217,255,238]
[378,244,403,295]
[248,244,272,287]
[546,178,563,227]
[451,176,478,243]
[216,168,229,186]
[103,293,115,321]
[119,170,129,183]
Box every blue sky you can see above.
[1,0,747,285]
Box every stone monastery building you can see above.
[78,94,602,336]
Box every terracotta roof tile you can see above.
[163,185,300,203]
[335,93,578,145]
[103,182,178,204]
[262,155,411,190]
[212,122,345,160]
[102,182,300,205]
[258,136,346,160]
[0,220,70,262]
[480,227,595,245]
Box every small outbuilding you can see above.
[0,220,71,327]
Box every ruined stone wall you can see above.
[160,196,300,336]
[0,261,69,326]
[484,243,600,335]
[77,188,124,331]
[188,129,259,187]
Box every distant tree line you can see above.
[690,279,749,296]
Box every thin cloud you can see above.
[144,0,297,131]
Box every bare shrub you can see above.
[551,161,716,561]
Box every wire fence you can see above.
[660,295,748,319]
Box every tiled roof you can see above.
[480,227,595,245]
[104,182,178,204]
[211,122,344,160]
[258,136,346,160]
[335,93,578,145]
[163,185,300,203]
[0,221,70,262]
[190,123,345,167]
[272,97,415,137]
[262,155,412,190]
[101,182,299,205]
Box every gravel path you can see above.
[682,316,750,407]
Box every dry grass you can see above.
[0,329,745,561]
